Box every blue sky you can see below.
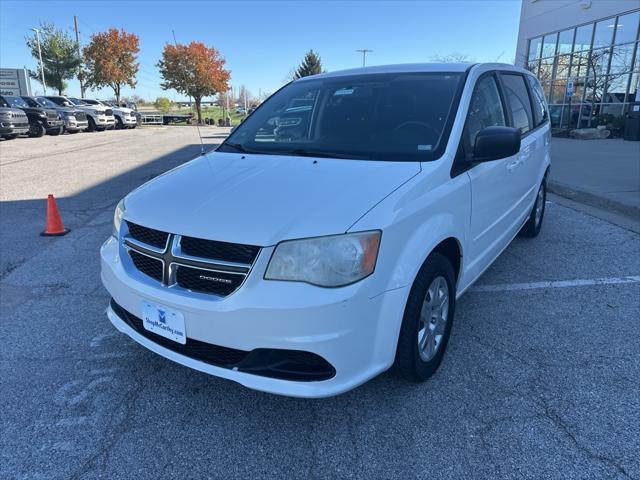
[0,0,522,101]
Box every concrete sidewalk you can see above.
[549,138,640,218]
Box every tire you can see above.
[2,134,18,140]
[395,252,457,382]
[86,116,96,132]
[115,116,124,129]
[48,126,63,136]
[29,122,45,138]
[68,129,79,134]
[520,173,547,238]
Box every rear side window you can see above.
[465,75,506,147]
[501,74,533,135]
[526,75,549,126]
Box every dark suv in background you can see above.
[1,95,64,137]
[30,96,88,133]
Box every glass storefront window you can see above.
[539,57,554,82]
[528,37,543,62]
[610,43,636,73]
[571,51,589,77]
[550,79,569,103]
[574,23,594,52]
[590,47,611,76]
[635,44,640,71]
[558,29,575,54]
[542,32,558,57]
[527,60,540,76]
[555,54,571,78]
[592,18,615,49]
[614,11,640,44]
[630,73,640,101]
[603,74,630,103]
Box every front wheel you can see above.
[48,126,63,136]
[86,116,96,132]
[115,116,124,129]
[520,175,547,238]
[29,122,45,138]
[395,252,456,381]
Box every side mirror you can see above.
[473,126,521,162]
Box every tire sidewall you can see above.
[396,253,457,381]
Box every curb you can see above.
[547,181,640,220]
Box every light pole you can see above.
[356,48,373,68]
[31,27,47,94]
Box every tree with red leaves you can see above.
[83,28,139,103]
[157,41,230,124]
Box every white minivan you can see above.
[101,63,550,398]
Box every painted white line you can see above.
[470,275,640,293]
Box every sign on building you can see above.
[566,78,574,98]
[0,68,32,96]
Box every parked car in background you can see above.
[32,96,88,133]
[0,100,29,140]
[1,95,63,137]
[98,100,137,129]
[70,98,116,131]
[102,63,551,398]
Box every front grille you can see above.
[123,222,260,297]
[110,299,335,381]
[127,221,169,250]
[105,108,113,116]
[180,236,260,264]
[46,110,58,120]
[129,250,163,282]
[75,111,87,121]
[176,266,245,295]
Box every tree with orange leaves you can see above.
[157,41,230,124]
[83,28,139,103]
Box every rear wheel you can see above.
[29,122,45,138]
[520,174,547,238]
[395,252,456,381]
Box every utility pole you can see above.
[73,16,84,98]
[356,48,373,68]
[31,28,47,94]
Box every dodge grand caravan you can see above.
[101,63,550,398]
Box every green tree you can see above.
[154,96,173,112]
[25,23,80,94]
[294,50,323,79]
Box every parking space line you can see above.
[470,275,640,293]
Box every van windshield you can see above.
[219,72,464,161]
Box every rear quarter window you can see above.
[525,75,549,127]
[501,73,534,135]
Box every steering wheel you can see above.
[393,121,440,138]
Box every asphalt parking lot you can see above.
[1,128,639,479]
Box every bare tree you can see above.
[430,52,474,63]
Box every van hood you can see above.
[124,151,420,246]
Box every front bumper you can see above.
[0,122,29,135]
[63,117,89,131]
[45,119,64,130]
[96,116,116,128]
[122,116,137,127]
[100,236,407,398]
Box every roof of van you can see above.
[295,62,526,81]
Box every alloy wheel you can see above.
[418,276,449,362]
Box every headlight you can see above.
[113,199,125,238]
[265,231,381,287]
[94,110,103,116]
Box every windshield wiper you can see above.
[218,142,267,155]
[285,149,370,160]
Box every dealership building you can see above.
[516,0,640,130]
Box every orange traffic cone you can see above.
[41,194,70,236]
